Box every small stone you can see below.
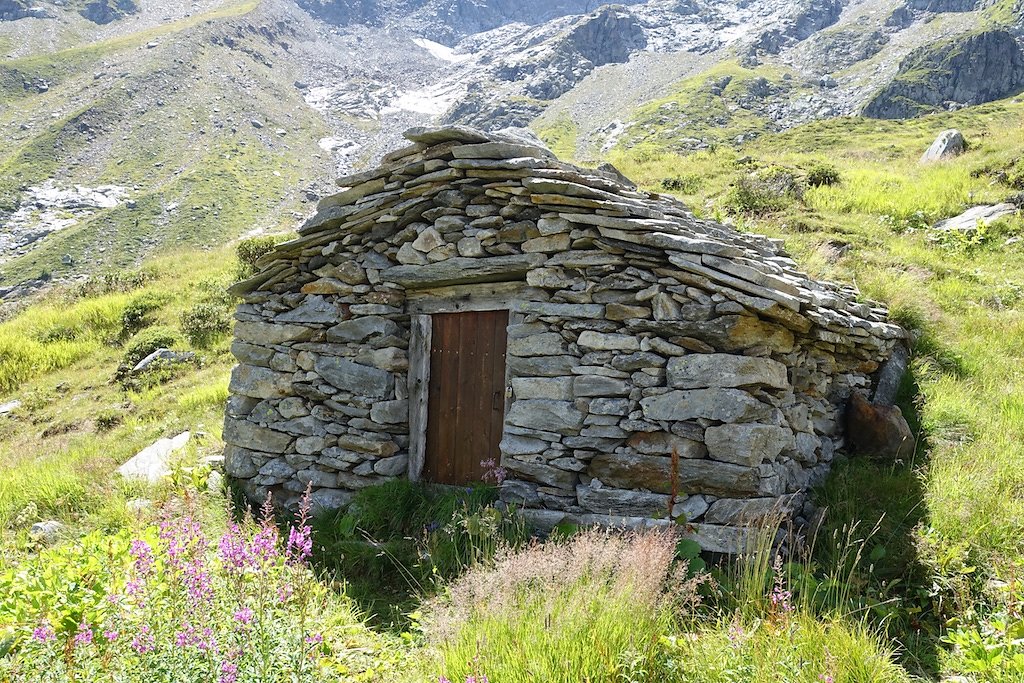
[577,331,640,352]
[30,520,64,542]
[413,227,445,252]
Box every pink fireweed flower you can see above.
[233,607,254,626]
[31,623,56,643]
[819,676,834,683]
[103,630,119,642]
[129,539,154,575]
[131,625,155,654]
[218,524,252,573]
[439,678,452,683]
[197,627,216,653]
[277,583,294,604]
[305,633,323,645]
[220,661,239,683]
[249,524,279,566]
[286,524,312,564]
[73,620,94,646]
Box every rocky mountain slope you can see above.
[1,0,1022,303]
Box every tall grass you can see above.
[418,529,694,683]
[0,294,130,394]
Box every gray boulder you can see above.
[920,129,966,163]
[117,432,192,483]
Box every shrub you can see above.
[807,162,842,187]
[119,292,168,338]
[236,236,285,280]
[0,498,390,682]
[724,166,803,215]
[660,173,703,194]
[118,326,182,377]
[420,529,702,683]
[180,302,231,348]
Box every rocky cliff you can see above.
[864,29,1024,119]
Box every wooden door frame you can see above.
[406,284,523,482]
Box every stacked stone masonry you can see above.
[224,125,907,553]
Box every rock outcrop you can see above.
[921,129,966,163]
[223,126,906,552]
[864,30,1024,119]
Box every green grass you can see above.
[605,95,1024,681]
[0,248,237,547]
[618,61,799,153]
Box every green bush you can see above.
[119,291,168,338]
[807,163,842,188]
[724,166,803,215]
[180,302,231,348]
[235,235,285,279]
[120,326,181,370]
[660,173,703,194]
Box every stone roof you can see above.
[233,125,905,347]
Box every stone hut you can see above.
[224,125,906,552]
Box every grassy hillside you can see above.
[0,0,333,287]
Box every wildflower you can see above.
[132,625,155,654]
[770,554,793,614]
[277,583,294,604]
[286,524,312,564]
[439,677,452,683]
[73,620,94,646]
[218,524,253,573]
[197,627,216,653]
[103,630,119,642]
[31,623,56,643]
[129,539,155,575]
[480,458,507,485]
[233,607,254,626]
[220,661,239,683]
[305,633,323,645]
[286,487,314,564]
[819,676,834,683]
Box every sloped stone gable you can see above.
[224,125,906,551]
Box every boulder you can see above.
[932,204,1018,232]
[30,520,64,542]
[117,431,192,483]
[845,393,914,459]
[920,129,966,163]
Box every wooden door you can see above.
[424,310,509,485]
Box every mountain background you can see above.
[1,0,1022,305]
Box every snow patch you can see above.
[412,37,471,63]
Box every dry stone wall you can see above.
[224,125,906,552]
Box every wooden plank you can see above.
[489,310,510,471]
[407,315,431,481]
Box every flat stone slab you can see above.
[118,432,192,483]
[932,204,1018,232]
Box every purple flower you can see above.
[819,676,834,683]
[103,630,119,642]
[439,677,452,683]
[129,539,154,575]
[31,623,55,643]
[218,524,252,573]
[73,620,93,646]
[286,524,312,564]
[233,607,254,626]
[220,661,239,683]
[480,458,507,485]
[131,625,155,654]
[305,633,323,645]
[277,584,294,604]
